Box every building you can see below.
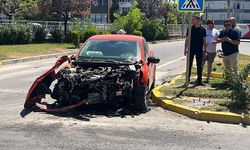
[90,0,112,24]
[205,0,250,24]
[118,0,134,15]
[0,13,8,20]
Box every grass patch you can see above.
[161,78,228,99]
[0,43,75,61]
[159,75,250,114]
[192,54,250,74]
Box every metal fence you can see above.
[167,24,188,37]
[0,19,111,33]
[0,20,224,36]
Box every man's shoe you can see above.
[196,81,205,86]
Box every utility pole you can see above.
[227,0,231,19]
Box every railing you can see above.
[0,19,112,32]
[0,20,224,36]
[167,24,188,37]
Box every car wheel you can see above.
[134,85,149,112]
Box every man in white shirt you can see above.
[204,19,219,81]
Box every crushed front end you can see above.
[24,56,142,113]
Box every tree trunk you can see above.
[63,13,69,36]
[64,19,68,36]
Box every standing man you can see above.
[184,15,207,85]
[214,19,240,76]
[204,19,219,81]
[230,17,242,38]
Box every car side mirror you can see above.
[70,54,76,60]
[147,56,160,64]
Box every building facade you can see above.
[205,0,250,24]
[90,0,112,24]
[118,0,134,15]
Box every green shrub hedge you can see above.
[33,27,47,43]
[133,30,142,36]
[51,29,64,43]
[140,20,168,41]
[72,30,81,48]
[141,20,157,41]
[0,24,32,45]
[80,27,98,42]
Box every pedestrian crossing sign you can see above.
[178,0,205,12]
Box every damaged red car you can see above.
[24,35,160,112]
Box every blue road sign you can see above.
[178,0,205,12]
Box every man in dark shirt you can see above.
[214,19,240,76]
[184,15,207,85]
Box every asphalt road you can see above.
[0,41,250,150]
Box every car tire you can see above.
[134,85,148,112]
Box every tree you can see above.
[111,6,145,34]
[136,0,163,19]
[51,0,94,35]
[0,0,21,20]
[110,0,119,22]
[18,0,39,20]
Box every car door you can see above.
[142,39,154,88]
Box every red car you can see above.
[24,35,160,112]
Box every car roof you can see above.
[89,34,144,42]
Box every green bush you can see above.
[0,24,32,45]
[16,24,32,44]
[98,30,110,35]
[141,20,157,41]
[72,30,81,48]
[63,32,73,43]
[81,27,98,42]
[225,64,250,106]
[110,7,145,34]
[155,22,168,40]
[33,27,47,43]
[51,29,64,43]
[133,30,142,36]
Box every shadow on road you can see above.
[20,102,149,121]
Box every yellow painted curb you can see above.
[243,115,250,124]
[199,111,242,124]
[152,74,250,125]
[165,101,200,120]
[199,72,250,81]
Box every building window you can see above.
[236,3,240,9]
[122,7,129,15]
[220,14,226,20]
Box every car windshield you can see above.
[78,40,141,62]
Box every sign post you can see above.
[177,0,205,88]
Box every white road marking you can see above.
[157,56,186,70]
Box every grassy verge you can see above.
[192,54,250,74]
[159,75,250,114]
[0,43,75,61]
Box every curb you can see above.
[203,72,250,81]
[148,38,185,44]
[152,76,250,125]
[0,50,77,66]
